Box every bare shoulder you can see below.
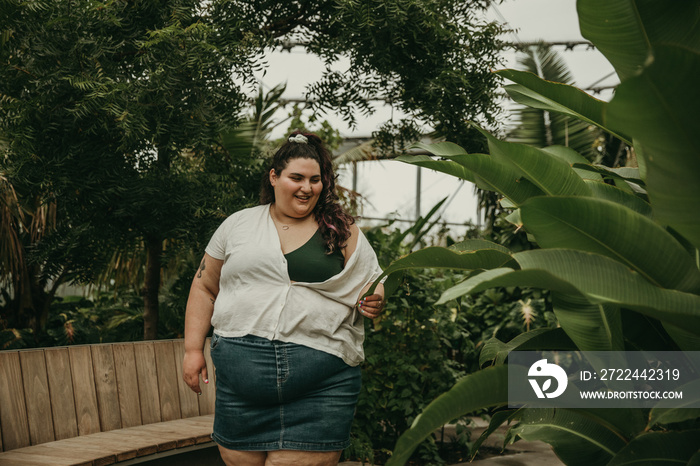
[342,223,361,265]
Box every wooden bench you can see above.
[0,339,217,465]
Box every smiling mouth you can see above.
[295,195,311,202]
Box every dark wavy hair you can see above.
[260,131,355,253]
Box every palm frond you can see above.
[506,42,601,160]
[332,140,381,167]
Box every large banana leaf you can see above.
[394,153,476,184]
[479,327,576,366]
[439,250,700,335]
[578,0,700,81]
[574,165,645,187]
[443,153,543,205]
[366,240,516,296]
[583,181,651,217]
[648,378,700,427]
[542,146,602,181]
[470,409,518,457]
[520,196,700,293]
[606,45,700,250]
[438,267,624,351]
[515,250,700,334]
[509,408,628,465]
[569,407,647,441]
[497,68,630,144]
[577,0,650,81]
[479,129,591,197]
[551,293,623,351]
[606,430,700,466]
[384,365,509,466]
[401,145,545,206]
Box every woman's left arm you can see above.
[356,281,385,319]
[343,224,385,319]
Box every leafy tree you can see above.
[360,0,700,464]
[1,0,505,340]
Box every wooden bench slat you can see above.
[83,430,159,458]
[133,342,161,424]
[69,346,101,436]
[173,340,201,418]
[112,344,142,428]
[45,348,80,440]
[0,450,91,466]
[91,345,122,431]
[19,350,55,446]
[35,435,134,461]
[7,442,116,466]
[153,341,182,422]
[0,351,31,451]
[199,337,216,415]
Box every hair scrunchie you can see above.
[288,134,308,144]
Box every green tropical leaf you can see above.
[516,249,700,334]
[368,242,516,296]
[607,430,700,466]
[573,164,645,188]
[395,154,476,184]
[520,196,700,293]
[578,0,700,81]
[480,328,576,367]
[510,408,627,465]
[448,239,513,255]
[443,153,544,205]
[385,365,509,466]
[577,0,650,81]
[412,141,468,157]
[649,378,700,427]
[542,146,602,181]
[439,250,700,336]
[497,69,630,144]
[401,142,546,205]
[478,128,591,197]
[569,407,647,440]
[583,181,651,217]
[437,267,583,305]
[663,324,700,352]
[470,409,517,458]
[550,293,623,351]
[606,45,700,250]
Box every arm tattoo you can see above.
[197,258,206,278]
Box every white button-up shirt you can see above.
[206,204,383,366]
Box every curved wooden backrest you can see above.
[0,339,215,451]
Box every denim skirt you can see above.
[210,333,361,451]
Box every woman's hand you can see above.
[183,350,209,395]
[356,293,385,319]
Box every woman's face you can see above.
[270,157,323,219]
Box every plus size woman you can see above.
[183,132,385,466]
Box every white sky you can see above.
[255,0,617,236]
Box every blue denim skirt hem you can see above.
[210,334,361,452]
[211,434,351,452]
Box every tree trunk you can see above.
[142,236,162,340]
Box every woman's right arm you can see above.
[183,253,223,395]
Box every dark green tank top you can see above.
[284,229,345,282]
